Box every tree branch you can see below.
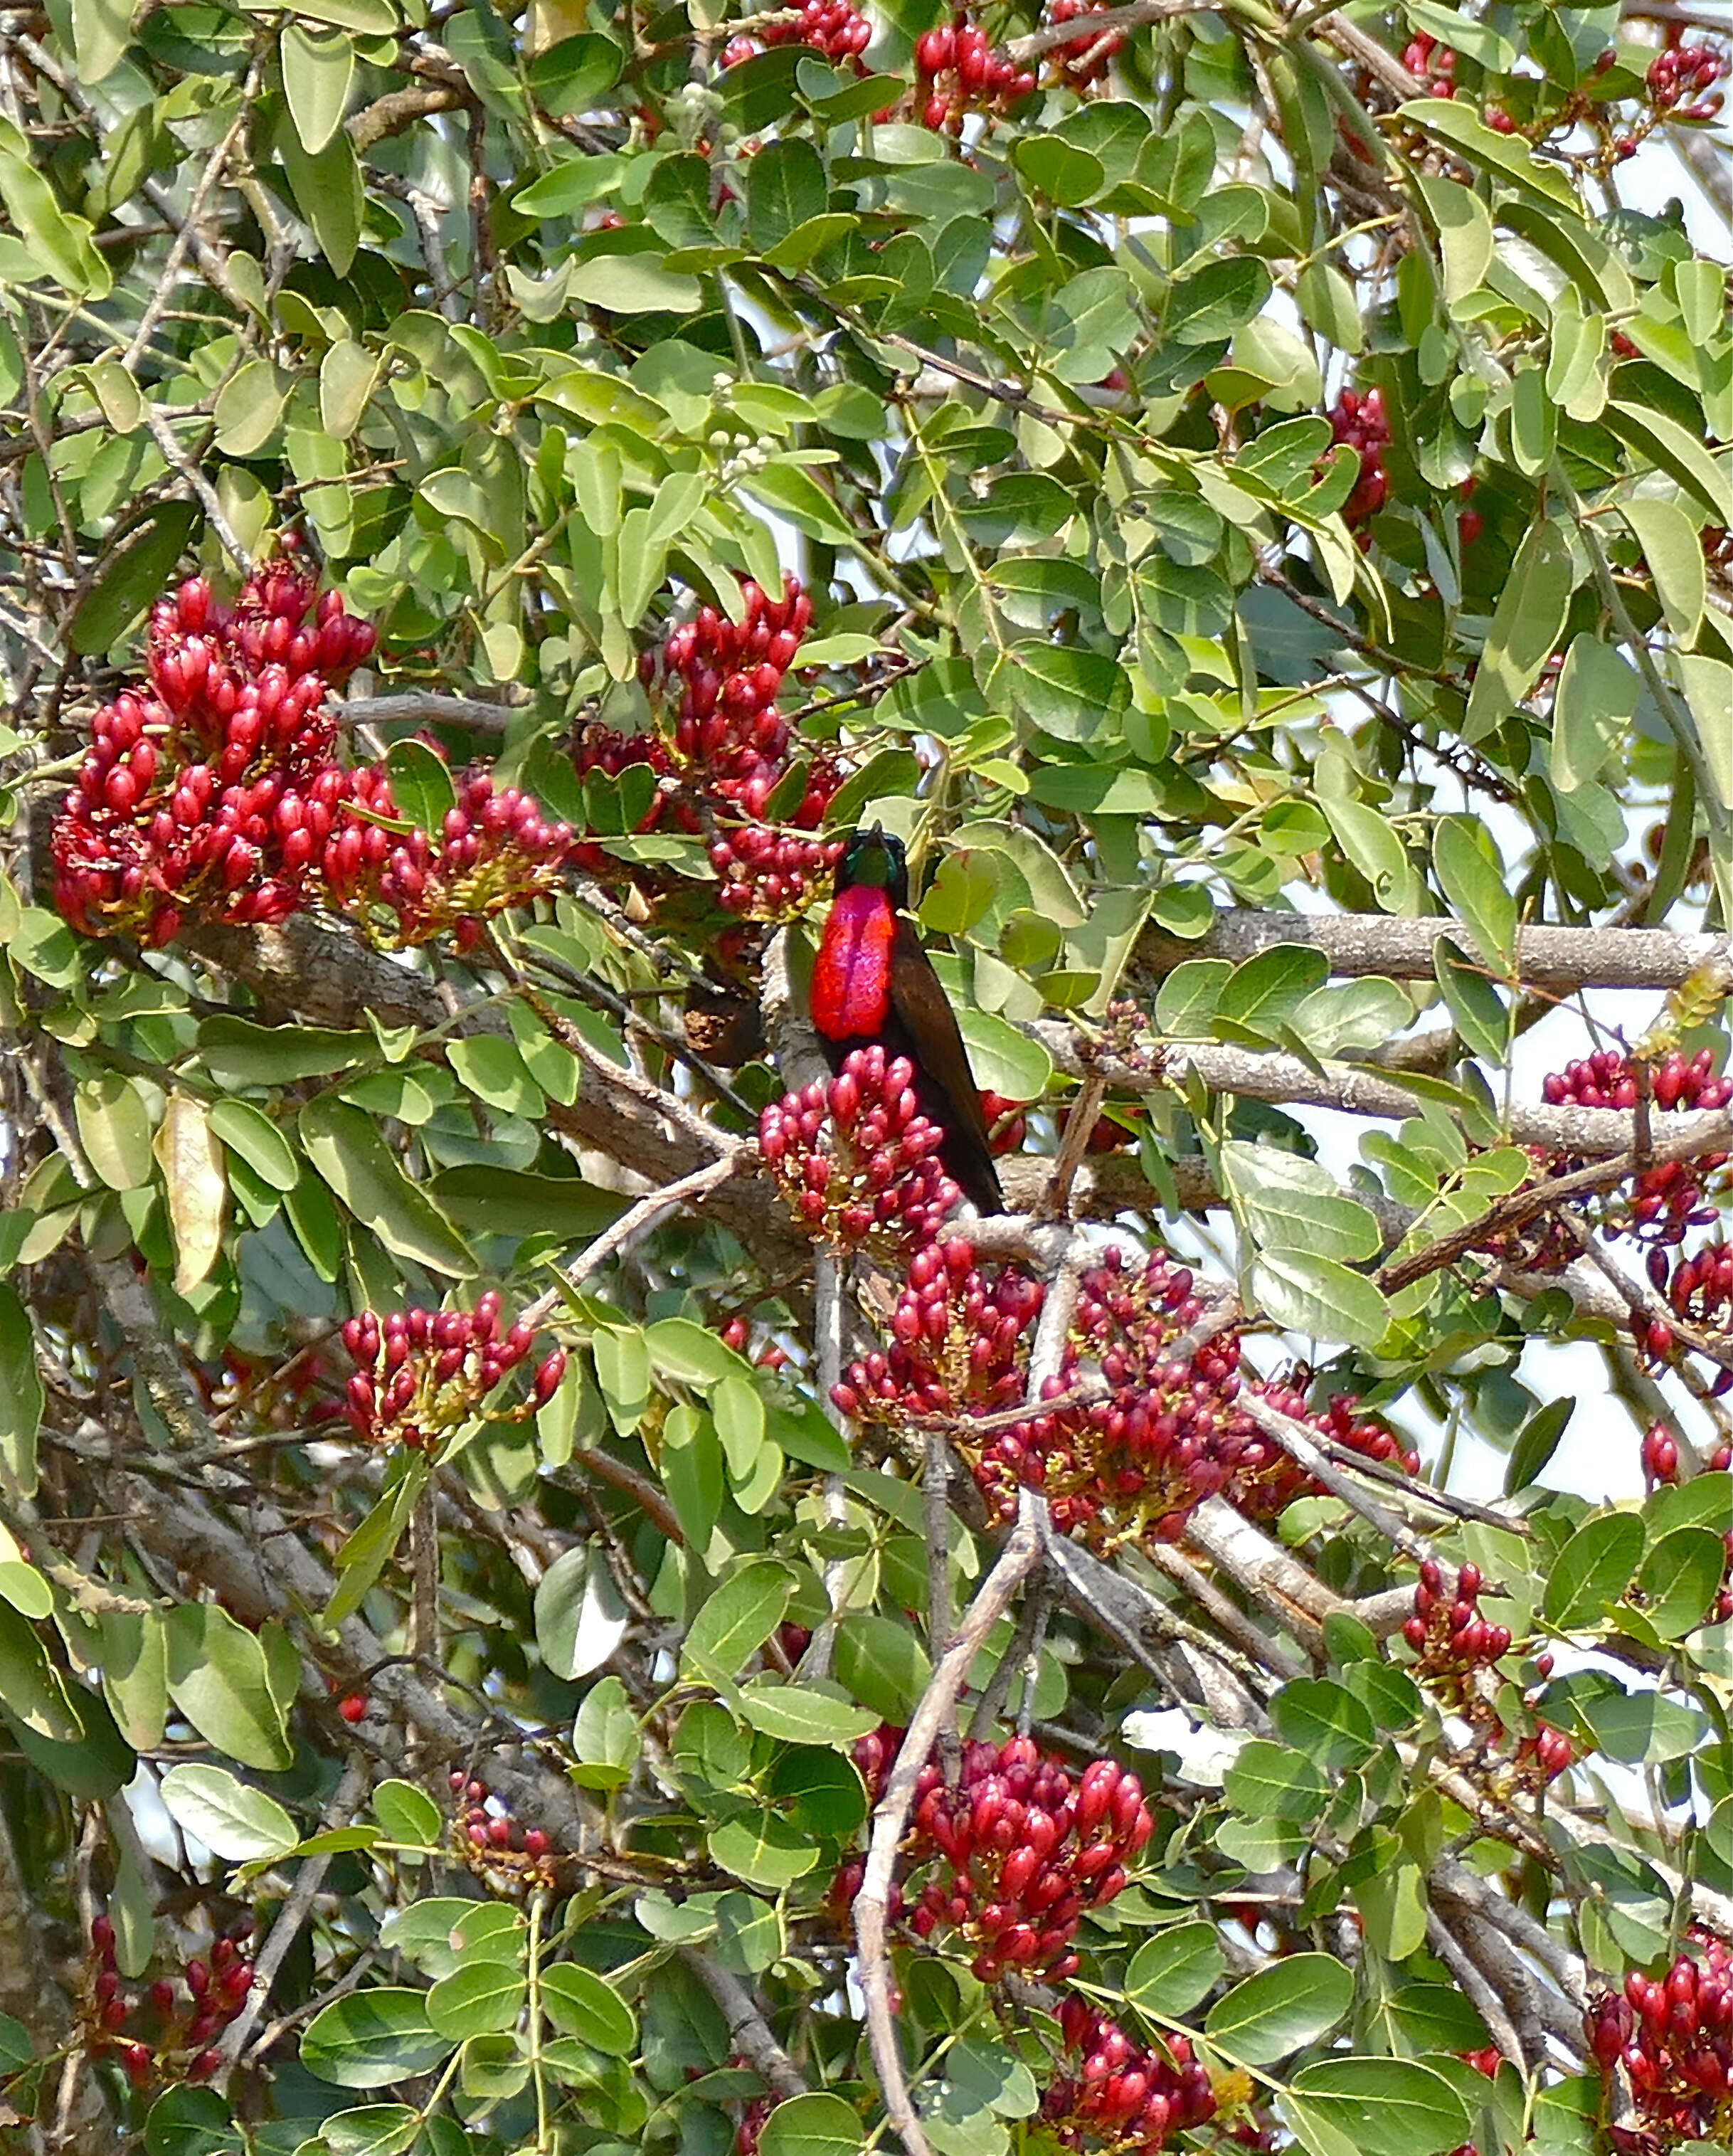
[852,1502,1044,2156]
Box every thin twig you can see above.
[679,1948,808,2098]
[521,1151,749,1326]
[853,1501,1044,2156]
[1239,1393,1435,1565]
[1040,1074,1106,1222]
[214,1754,371,2074]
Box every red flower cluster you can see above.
[52,557,573,956]
[339,1296,566,1452]
[760,1048,962,1252]
[833,1234,1045,1420]
[1512,1722,1575,1787]
[1401,28,1457,95]
[1646,41,1727,122]
[1326,384,1391,528]
[980,1089,1031,1156]
[1046,0,1125,89]
[763,0,871,59]
[1401,1560,1512,1716]
[736,2095,775,2156]
[1587,1938,1733,2150]
[915,17,1035,131]
[449,1772,563,1892]
[721,0,870,68]
[581,576,843,921]
[319,761,573,952]
[87,1911,254,2091]
[1665,1240,1733,1333]
[962,1247,1415,1552]
[1042,1998,1218,2153]
[1544,1048,1732,1245]
[839,1731,1152,1983]
[1643,1420,1685,1487]
[53,562,371,944]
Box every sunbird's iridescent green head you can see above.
[836,825,909,909]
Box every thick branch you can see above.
[1133,907,1732,995]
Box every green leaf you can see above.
[1207,1954,1354,2066]
[760,2093,864,2156]
[0,137,110,297]
[1505,1397,1573,1494]
[535,1543,629,1681]
[154,1089,227,1295]
[164,1604,292,1771]
[571,1672,640,1790]
[71,0,132,83]
[67,502,198,655]
[1633,1526,1727,1640]
[1124,1920,1226,2019]
[428,1960,526,2040]
[524,31,622,117]
[709,1807,820,1889]
[1401,97,1575,208]
[834,1612,931,1721]
[1223,1738,1329,1824]
[747,137,827,250]
[447,1036,544,1119]
[0,2012,31,2071]
[1462,518,1575,745]
[0,1284,43,1500]
[428,1167,625,1242]
[282,21,354,152]
[299,1096,475,1277]
[735,1678,880,1746]
[1015,135,1106,207]
[1221,1144,1381,1265]
[1167,256,1271,344]
[142,2085,238,2156]
[316,2107,422,2156]
[301,1989,453,2088]
[1542,1511,1644,1629]
[324,1462,426,1628]
[208,1100,300,1193]
[1295,262,1363,354]
[567,253,701,313]
[1251,1251,1389,1349]
[1550,634,1641,793]
[371,1778,443,1847]
[279,122,364,277]
[1621,495,1705,645]
[662,1402,725,1542]
[1605,402,1732,525]
[0,1601,81,1739]
[1433,816,1517,975]
[955,1009,1052,1099]
[1675,654,1733,811]
[1319,795,1412,911]
[682,1561,795,1686]
[1283,2058,1470,2156]
[539,1963,637,2055]
[199,1015,371,1087]
[159,1763,298,1861]
[1004,641,1128,742]
[741,464,857,546]
[1268,1679,1378,1770]
[1216,944,1330,1036]
[383,736,457,836]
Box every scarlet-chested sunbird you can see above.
[809,825,1003,1215]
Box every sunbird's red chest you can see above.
[811,884,895,1040]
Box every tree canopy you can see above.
[0,1,1731,2154]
